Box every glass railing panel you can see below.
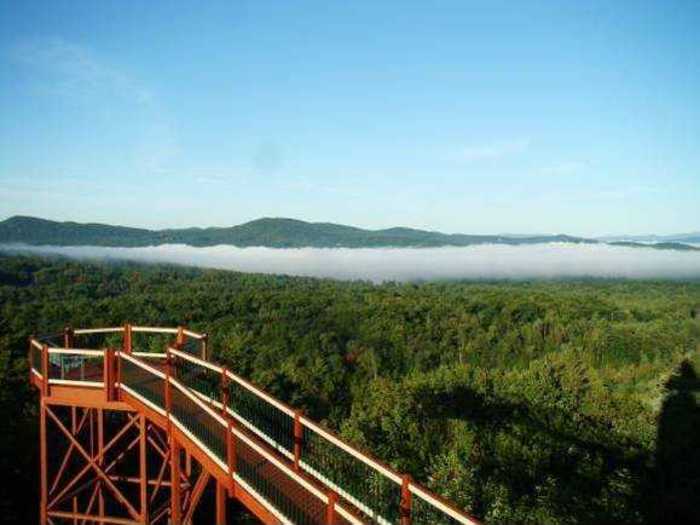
[48,351,104,383]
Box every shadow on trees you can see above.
[419,365,700,524]
[645,359,700,524]
[426,389,648,523]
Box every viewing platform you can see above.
[29,325,480,525]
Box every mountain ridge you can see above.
[0,215,698,251]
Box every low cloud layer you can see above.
[3,243,700,282]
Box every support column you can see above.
[39,399,48,525]
[98,409,105,519]
[170,438,182,525]
[140,414,149,524]
[72,406,79,523]
[216,480,227,525]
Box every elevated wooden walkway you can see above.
[29,325,481,525]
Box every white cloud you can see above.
[3,243,699,282]
[12,37,178,177]
[457,139,530,162]
[12,37,153,104]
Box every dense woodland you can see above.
[1,253,699,524]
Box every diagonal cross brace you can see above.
[45,406,142,522]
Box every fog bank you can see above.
[3,243,700,282]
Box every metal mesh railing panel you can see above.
[73,331,123,351]
[182,336,204,357]
[301,426,402,524]
[170,384,227,463]
[120,358,165,409]
[35,333,63,347]
[131,331,172,354]
[48,354,103,383]
[174,357,220,401]
[236,436,328,525]
[227,380,295,456]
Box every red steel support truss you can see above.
[38,402,216,525]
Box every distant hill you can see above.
[607,241,700,252]
[599,232,700,244]
[0,215,697,251]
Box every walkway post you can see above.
[41,343,49,397]
[326,490,338,525]
[294,410,303,471]
[201,333,209,361]
[104,348,114,402]
[222,366,237,495]
[28,336,34,384]
[165,346,172,433]
[227,419,236,496]
[401,475,413,525]
[176,326,185,350]
[221,367,230,417]
[63,326,74,348]
[123,324,132,354]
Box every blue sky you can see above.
[1,0,698,236]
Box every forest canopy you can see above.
[0,253,699,524]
